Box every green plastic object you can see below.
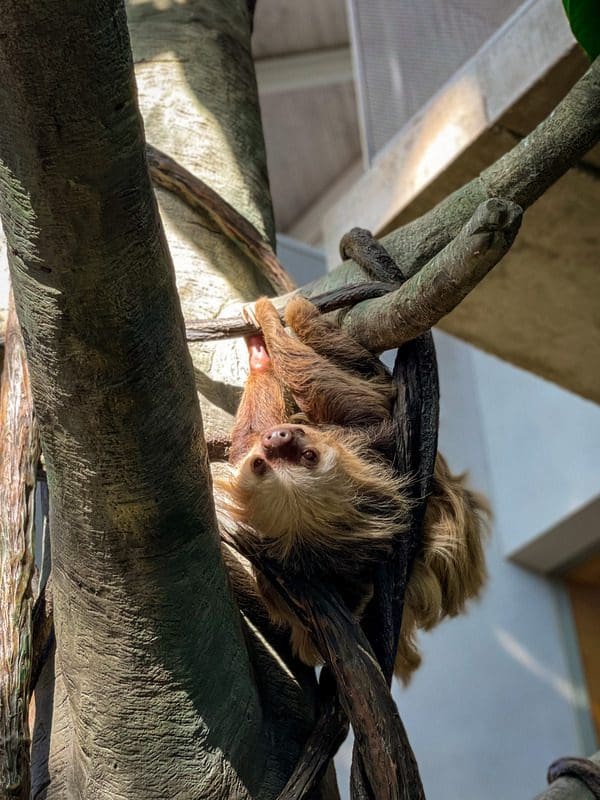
[562,0,600,60]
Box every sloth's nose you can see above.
[262,426,295,450]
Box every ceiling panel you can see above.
[252,0,349,60]
[259,82,361,232]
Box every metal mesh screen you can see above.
[348,0,526,162]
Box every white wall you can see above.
[277,240,597,800]
[387,330,594,800]
[277,234,328,285]
[470,344,600,561]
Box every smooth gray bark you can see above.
[344,198,522,351]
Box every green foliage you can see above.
[562,0,600,59]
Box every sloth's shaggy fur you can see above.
[215,295,488,680]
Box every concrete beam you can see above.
[508,497,600,574]
[255,46,353,95]
[322,0,576,262]
[285,158,363,247]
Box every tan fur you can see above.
[395,454,490,682]
[216,295,489,678]
[217,426,408,561]
[215,426,409,664]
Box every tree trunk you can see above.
[1,2,598,798]
[126,0,278,447]
[0,295,39,799]
[0,1,329,797]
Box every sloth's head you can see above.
[243,423,334,480]
[218,423,409,562]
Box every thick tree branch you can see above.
[303,587,423,800]
[277,688,348,800]
[0,1,266,796]
[344,198,522,350]
[0,297,39,800]
[185,281,396,342]
[222,536,424,800]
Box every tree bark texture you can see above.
[0,296,39,800]
[126,0,281,450]
[0,237,8,370]
[344,198,522,352]
[126,0,329,794]
[0,2,315,798]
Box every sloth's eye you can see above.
[251,457,266,475]
[302,449,318,465]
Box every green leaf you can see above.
[562,0,600,60]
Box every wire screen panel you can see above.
[348,0,526,162]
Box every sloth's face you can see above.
[218,422,405,558]
[243,424,334,477]
[233,424,345,540]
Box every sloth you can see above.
[214,295,488,682]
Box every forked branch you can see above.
[185,197,521,353]
[343,198,522,350]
